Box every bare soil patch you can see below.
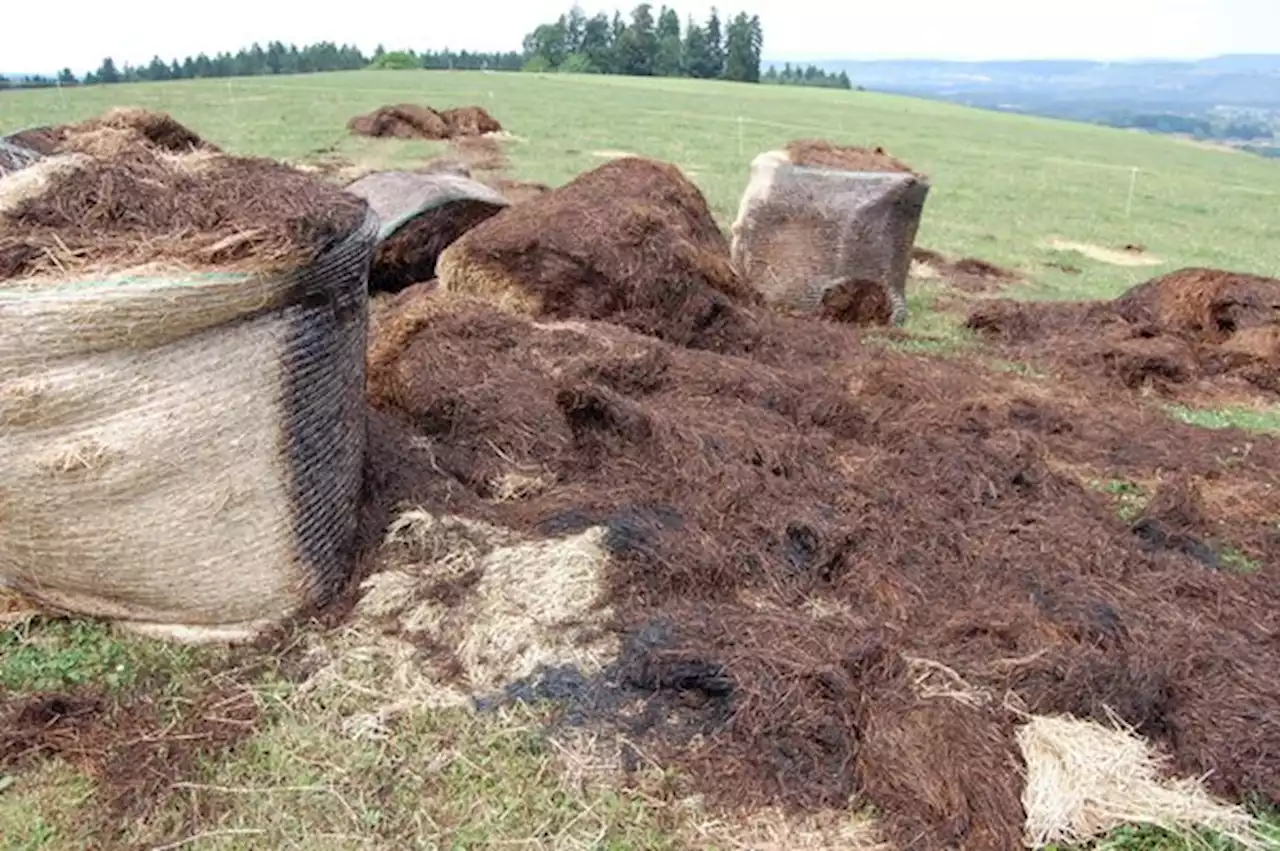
[912,246,1021,292]
[1048,238,1165,267]
[361,268,1280,849]
[965,267,1280,402]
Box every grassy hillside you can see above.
[3,69,1279,301]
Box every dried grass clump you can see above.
[312,508,616,711]
[966,267,1280,400]
[437,156,767,353]
[0,144,369,283]
[1018,713,1267,849]
[440,105,503,137]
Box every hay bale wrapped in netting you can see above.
[729,140,930,326]
[436,156,765,352]
[0,138,42,176]
[344,170,509,294]
[0,145,377,643]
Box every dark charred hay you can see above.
[436,156,769,354]
[362,285,1280,849]
[0,144,368,282]
[966,267,1280,400]
[785,138,920,177]
[347,104,503,141]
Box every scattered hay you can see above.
[436,156,765,352]
[1018,713,1267,849]
[0,586,39,625]
[347,103,502,141]
[363,287,1280,849]
[312,509,616,710]
[487,177,552,205]
[0,143,368,282]
[590,149,640,159]
[966,267,1280,401]
[1048,238,1165,267]
[784,139,921,176]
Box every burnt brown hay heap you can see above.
[437,156,768,353]
[0,144,366,282]
[347,104,503,141]
[966,267,1280,398]
[364,279,1280,848]
[343,170,509,295]
[785,138,921,176]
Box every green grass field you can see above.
[3,70,1280,850]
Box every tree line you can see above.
[0,8,848,91]
[763,63,852,90]
[521,4,764,82]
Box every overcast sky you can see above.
[4,0,1277,74]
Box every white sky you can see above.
[3,0,1278,74]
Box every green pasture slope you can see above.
[2,71,1280,850]
[3,69,1279,302]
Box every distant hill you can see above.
[768,54,1280,158]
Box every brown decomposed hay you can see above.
[348,104,451,140]
[912,246,1021,293]
[347,104,503,141]
[11,108,217,159]
[373,199,506,293]
[965,267,1280,400]
[785,138,921,177]
[436,156,768,353]
[440,105,503,137]
[488,177,552,206]
[450,135,508,173]
[361,286,1280,849]
[0,143,368,282]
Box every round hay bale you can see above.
[0,147,376,642]
[344,170,509,294]
[435,155,763,352]
[730,142,930,326]
[0,138,42,177]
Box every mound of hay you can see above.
[361,284,1280,849]
[966,267,1280,399]
[440,105,503,137]
[348,104,451,140]
[730,141,930,326]
[0,141,377,641]
[344,170,509,294]
[436,156,765,352]
[7,109,217,162]
[347,104,503,141]
[0,144,365,281]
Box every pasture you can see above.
[2,70,1279,851]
